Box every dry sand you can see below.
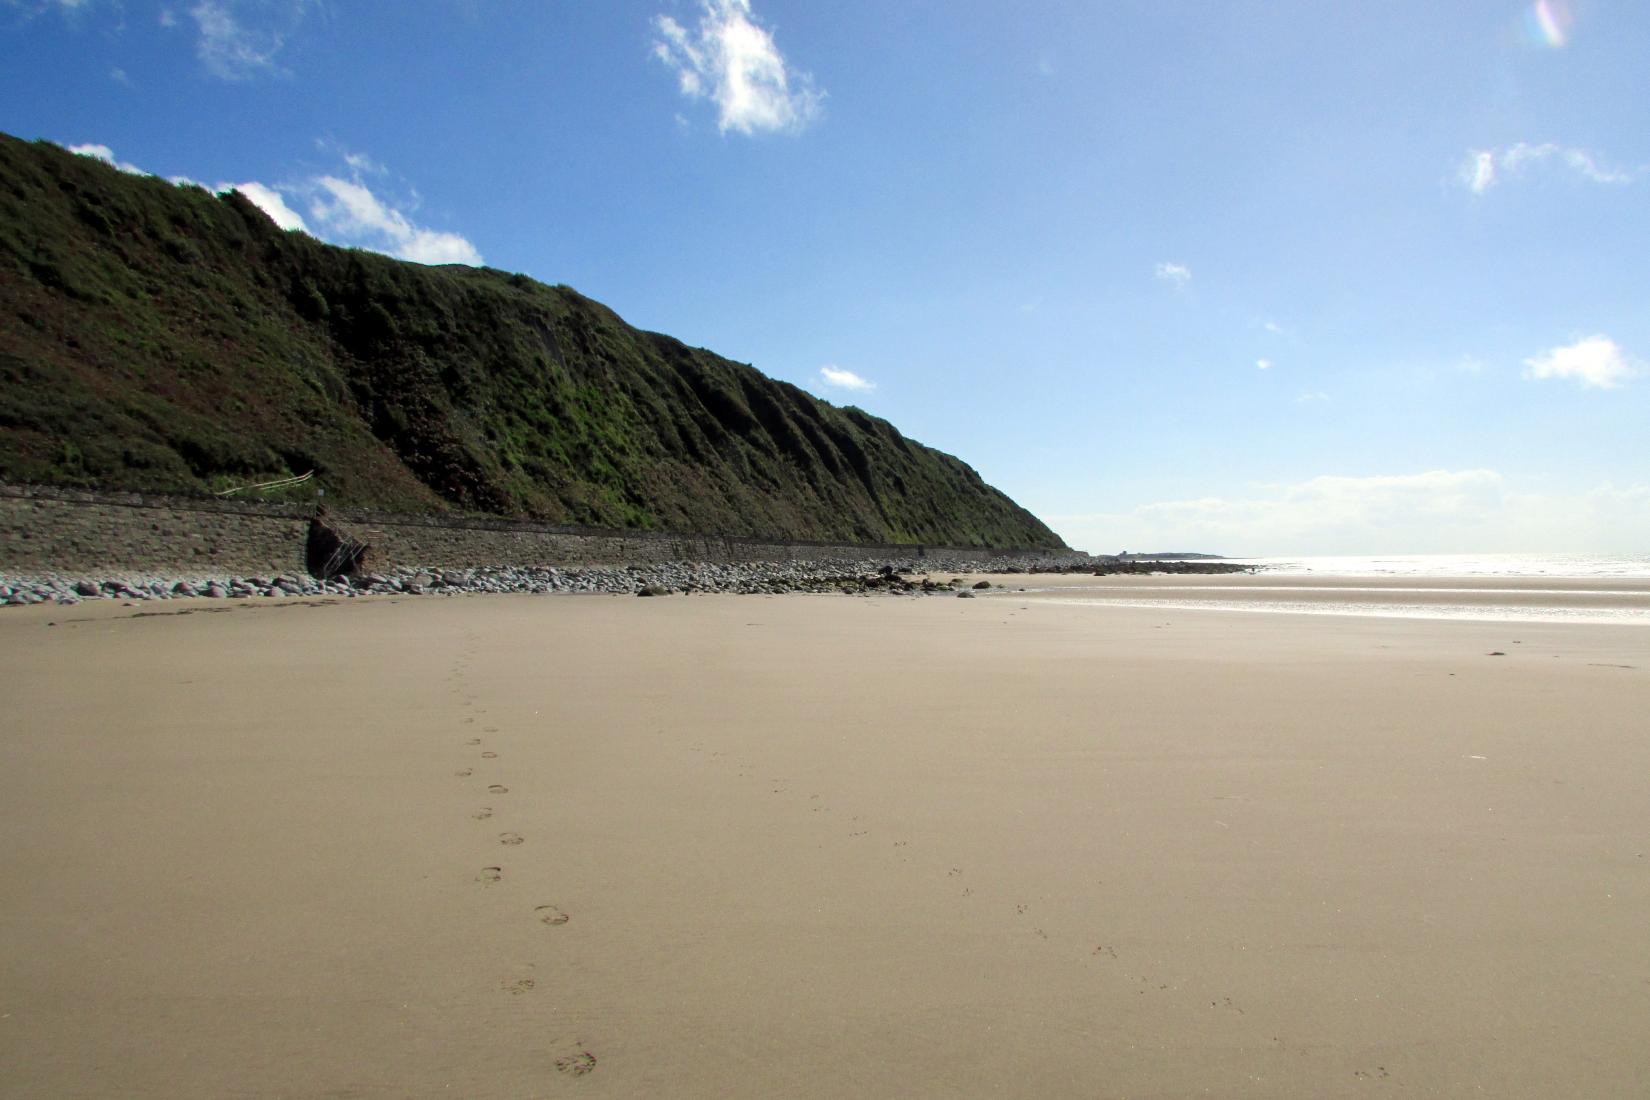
[2,581,1648,1097]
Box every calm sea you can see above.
[1230,553,1650,579]
[1046,554,1650,625]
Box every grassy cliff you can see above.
[0,134,1062,548]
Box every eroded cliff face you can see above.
[0,134,1062,548]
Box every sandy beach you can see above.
[3,579,1648,1097]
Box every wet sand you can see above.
[982,571,1650,626]
[2,584,1648,1097]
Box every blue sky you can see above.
[3,0,1647,554]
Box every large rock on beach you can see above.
[306,507,373,580]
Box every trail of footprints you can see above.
[446,635,592,1076]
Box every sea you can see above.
[1041,554,1650,626]
[1230,553,1650,579]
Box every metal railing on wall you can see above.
[213,471,314,498]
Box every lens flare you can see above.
[1523,0,1572,48]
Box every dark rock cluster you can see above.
[1035,559,1255,576]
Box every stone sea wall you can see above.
[0,482,1079,579]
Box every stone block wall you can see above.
[0,486,308,576]
[0,483,1075,578]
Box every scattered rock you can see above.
[0,550,1149,609]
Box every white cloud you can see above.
[818,365,875,392]
[1153,261,1191,289]
[228,181,307,231]
[1262,319,1286,335]
[651,0,823,135]
[1294,389,1329,403]
[1458,142,1637,193]
[67,143,145,175]
[303,175,483,265]
[1523,335,1638,389]
[1046,469,1650,556]
[57,139,480,265]
[189,0,306,81]
[1461,150,1497,193]
[1255,358,1272,371]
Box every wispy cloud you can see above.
[1261,319,1286,336]
[1457,142,1637,194]
[1523,335,1638,389]
[188,0,309,81]
[1046,469,1650,556]
[652,0,823,135]
[1153,261,1191,289]
[1294,389,1329,403]
[8,0,96,16]
[1255,358,1273,371]
[818,365,875,392]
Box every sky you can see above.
[2,0,1647,555]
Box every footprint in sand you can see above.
[472,807,494,820]
[483,726,500,733]
[467,738,482,746]
[499,832,524,846]
[481,751,497,759]
[455,768,474,778]
[536,904,570,926]
[477,866,502,884]
[556,1051,597,1076]
[488,784,509,794]
[502,978,535,995]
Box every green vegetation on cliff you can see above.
[0,135,1060,548]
